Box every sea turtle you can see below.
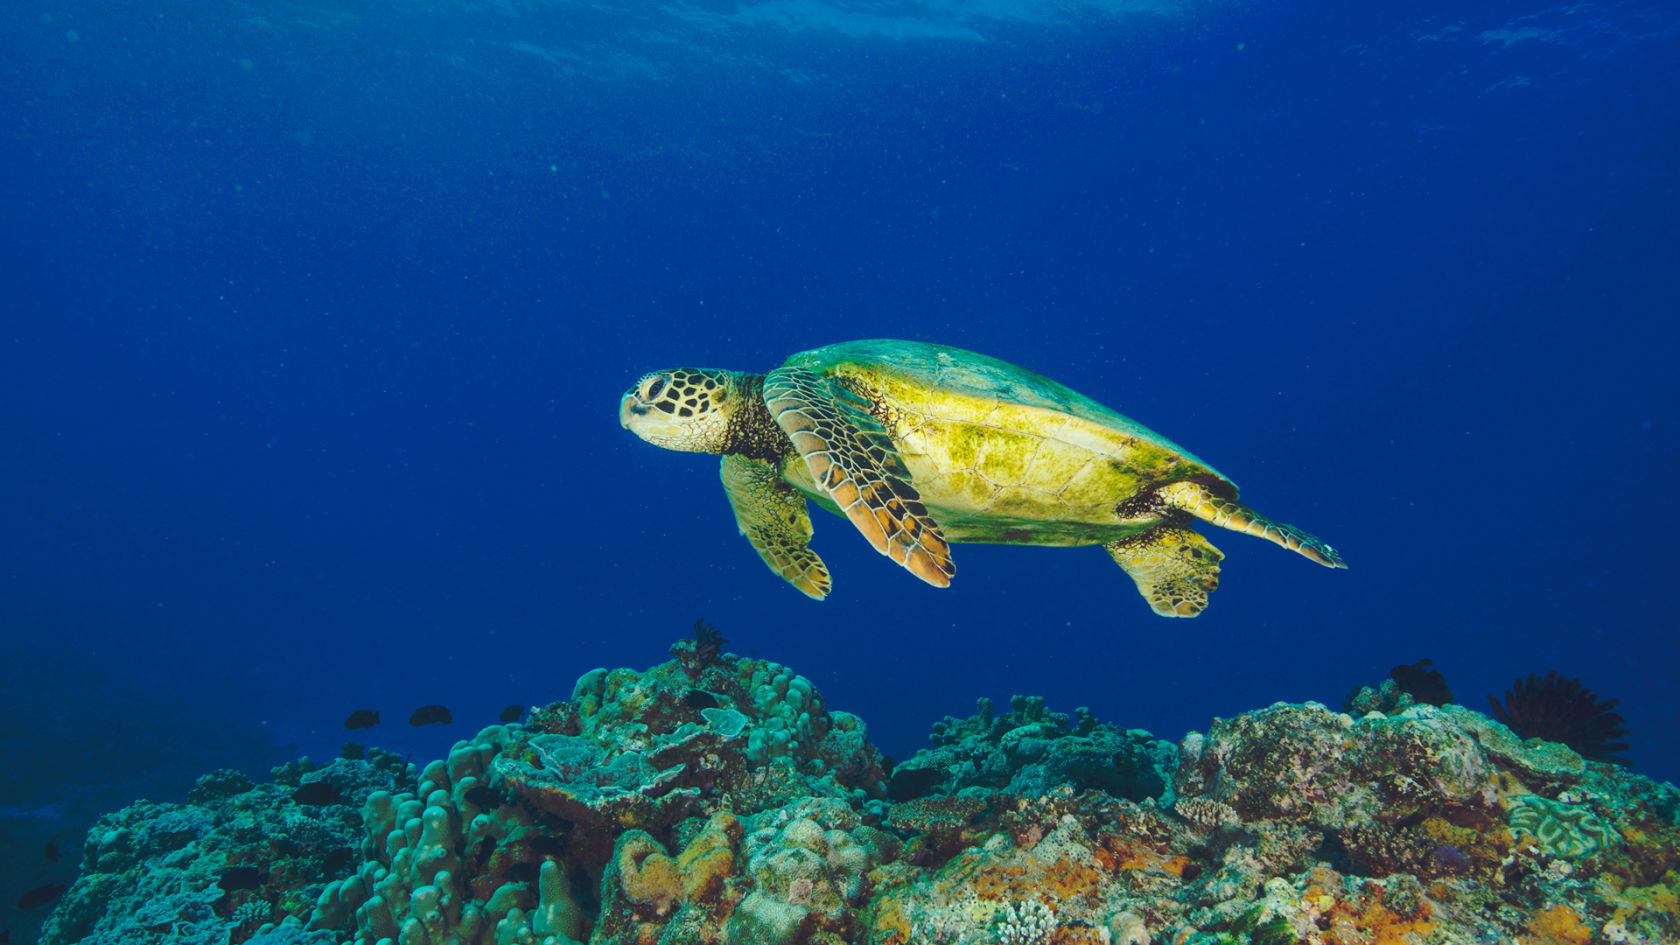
[619,339,1345,616]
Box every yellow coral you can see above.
[1520,903,1592,945]
[869,896,913,945]
[1110,849,1192,878]
[675,812,740,904]
[617,834,683,916]
[682,847,735,904]
[1323,897,1435,945]
[1621,874,1679,913]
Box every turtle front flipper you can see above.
[1158,480,1347,569]
[1106,525,1225,617]
[763,366,955,588]
[721,454,832,600]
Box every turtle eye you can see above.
[641,375,668,400]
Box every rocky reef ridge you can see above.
[39,640,1680,945]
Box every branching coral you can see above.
[995,899,1057,945]
[1487,672,1630,764]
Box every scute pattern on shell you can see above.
[780,339,1225,545]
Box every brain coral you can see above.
[1508,794,1621,858]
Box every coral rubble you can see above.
[39,644,1680,945]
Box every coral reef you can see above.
[887,695,1174,805]
[38,750,409,945]
[38,655,1680,945]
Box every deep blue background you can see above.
[2,0,1677,934]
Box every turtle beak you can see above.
[619,394,647,429]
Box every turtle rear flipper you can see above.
[1106,526,1225,617]
[1158,480,1347,569]
[721,454,832,600]
[763,366,955,588]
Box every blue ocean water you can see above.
[1,0,1676,934]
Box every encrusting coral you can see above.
[36,644,1680,945]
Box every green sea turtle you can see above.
[619,339,1345,616]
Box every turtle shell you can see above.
[779,339,1232,545]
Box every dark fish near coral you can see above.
[341,742,365,760]
[43,842,60,863]
[684,689,719,709]
[16,883,66,910]
[343,709,380,729]
[886,766,945,802]
[1390,658,1454,706]
[463,785,502,810]
[323,847,355,875]
[293,782,345,806]
[497,704,524,723]
[218,866,263,892]
[504,861,540,886]
[409,705,453,726]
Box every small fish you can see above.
[340,742,366,760]
[497,704,524,723]
[322,847,354,874]
[409,705,453,726]
[16,883,67,910]
[44,842,60,863]
[343,709,380,729]
[504,861,540,885]
[218,866,262,892]
[293,782,345,806]
[463,784,502,809]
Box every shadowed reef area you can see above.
[36,639,1680,945]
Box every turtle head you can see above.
[620,367,748,453]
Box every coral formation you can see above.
[37,654,1680,945]
[888,695,1173,804]
[38,751,408,945]
[1508,794,1620,858]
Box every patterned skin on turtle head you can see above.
[620,368,739,453]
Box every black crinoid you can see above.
[1390,657,1454,706]
[691,618,726,664]
[673,618,730,679]
[1488,671,1630,765]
